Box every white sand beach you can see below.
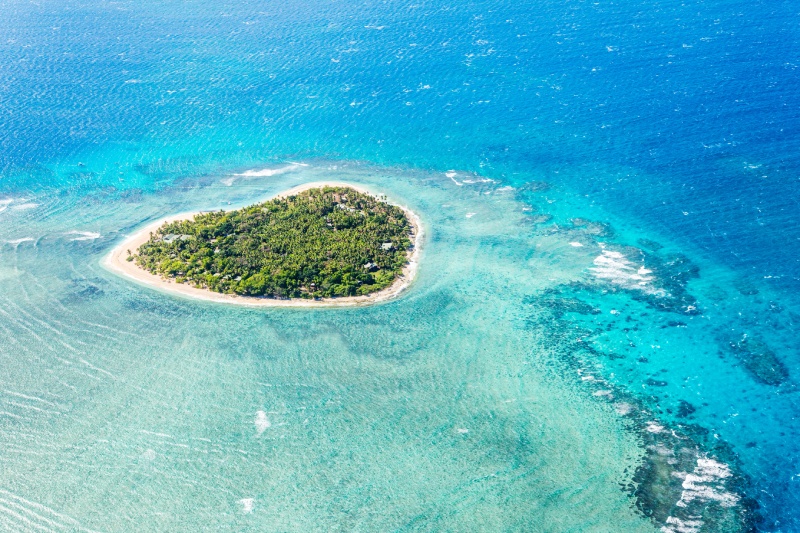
[102,181,423,307]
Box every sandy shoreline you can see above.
[101,181,423,308]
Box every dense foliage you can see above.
[133,186,414,299]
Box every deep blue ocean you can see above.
[1,0,798,531]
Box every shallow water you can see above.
[2,0,799,531]
[0,165,654,531]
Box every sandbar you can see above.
[102,181,423,307]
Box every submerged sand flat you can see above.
[102,181,423,307]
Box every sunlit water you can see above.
[1,0,799,531]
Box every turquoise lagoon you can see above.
[0,162,761,531]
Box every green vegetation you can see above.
[134,186,414,299]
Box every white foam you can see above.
[569,242,583,247]
[10,203,38,210]
[5,238,34,245]
[646,421,664,434]
[674,458,738,508]
[589,249,664,295]
[254,411,270,435]
[65,231,101,241]
[239,498,255,514]
[0,197,35,214]
[446,171,462,186]
[444,171,494,187]
[465,212,476,218]
[234,164,302,178]
[662,516,704,533]
[662,457,740,532]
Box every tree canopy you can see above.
[133,186,414,299]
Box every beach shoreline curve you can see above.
[101,181,423,308]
